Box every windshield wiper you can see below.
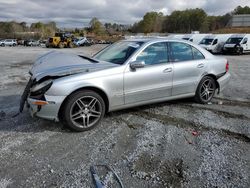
[79,55,99,63]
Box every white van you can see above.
[199,34,233,53]
[223,34,250,54]
[182,34,210,44]
[182,34,193,41]
[167,34,185,40]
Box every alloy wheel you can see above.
[200,79,215,102]
[70,96,102,128]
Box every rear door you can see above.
[124,42,173,104]
[169,42,206,96]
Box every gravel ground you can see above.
[0,45,249,188]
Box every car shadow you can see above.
[0,94,196,133]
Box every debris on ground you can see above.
[0,110,6,121]
[90,165,124,188]
[218,101,223,105]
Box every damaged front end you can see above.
[19,72,54,113]
[19,75,65,121]
[19,51,117,120]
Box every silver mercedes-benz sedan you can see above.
[20,38,230,131]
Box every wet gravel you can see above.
[0,46,249,187]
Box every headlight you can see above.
[30,79,53,95]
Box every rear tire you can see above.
[194,76,216,104]
[68,42,74,48]
[58,42,64,48]
[61,90,105,132]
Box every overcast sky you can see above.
[0,0,250,28]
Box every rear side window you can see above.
[192,47,205,60]
[170,42,193,62]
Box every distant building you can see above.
[230,14,250,27]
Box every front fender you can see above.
[45,72,124,110]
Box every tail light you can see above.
[226,61,229,72]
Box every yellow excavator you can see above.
[46,32,74,48]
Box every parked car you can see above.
[39,40,47,47]
[20,38,230,131]
[73,37,92,46]
[17,39,25,46]
[167,34,185,40]
[98,40,106,44]
[182,34,211,44]
[0,39,17,47]
[199,34,233,53]
[24,39,40,46]
[223,34,250,55]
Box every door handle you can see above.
[197,63,204,68]
[163,67,172,73]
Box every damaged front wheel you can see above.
[61,90,105,132]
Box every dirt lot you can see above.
[0,45,249,188]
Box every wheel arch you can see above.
[58,86,110,120]
[198,74,220,92]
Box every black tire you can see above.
[58,42,64,48]
[68,42,74,48]
[194,76,216,104]
[221,49,226,55]
[1,44,5,47]
[235,44,243,55]
[61,90,105,132]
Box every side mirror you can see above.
[243,39,247,44]
[130,60,145,70]
[212,39,218,45]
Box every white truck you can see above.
[182,34,210,44]
[223,34,250,55]
[199,34,232,53]
[167,34,185,40]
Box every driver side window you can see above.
[136,42,168,65]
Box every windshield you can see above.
[199,38,214,45]
[94,41,144,65]
[226,37,243,44]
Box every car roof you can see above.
[124,37,197,45]
[123,37,215,59]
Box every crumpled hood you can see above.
[30,51,118,81]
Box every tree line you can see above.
[130,5,250,33]
[0,21,57,39]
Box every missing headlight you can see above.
[30,79,53,96]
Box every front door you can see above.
[124,42,173,104]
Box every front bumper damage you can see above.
[20,78,66,121]
[27,95,65,121]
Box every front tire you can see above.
[235,44,243,55]
[194,76,216,104]
[58,42,64,48]
[61,90,105,132]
